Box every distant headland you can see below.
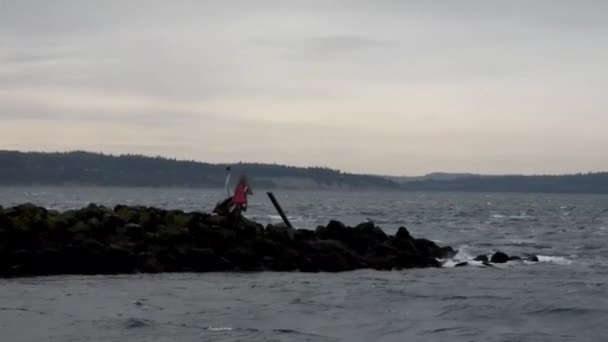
[1,150,608,194]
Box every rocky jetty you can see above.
[0,204,460,277]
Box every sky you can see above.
[1,0,607,176]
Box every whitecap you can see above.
[442,259,485,268]
[266,214,302,221]
[206,327,234,332]
[536,255,573,265]
[508,213,533,220]
[440,246,485,268]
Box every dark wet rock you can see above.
[525,255,540,262]
[373,242,399,257]
[395,226,412,240]
[354,222,387,242]
[412,238,454,259]
[253,237,299,271]
[474,255,489,263]
[203,215,228,227]
[316,220,347,240]
[294,228,316,241]
[156,225,189,242]
[490,251,510,264]
[436,246,458,260]
[120,223,145,240]
[299,240,360,272]
[455,262,469,267]
[0,204,459,276]
[316,220,388,255]
[391,236,419,254]
[237,217,264,236]
[396,252,441,269]
[225,247,260,271]
[265,223,296,242]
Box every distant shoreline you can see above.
[2,185,608,197]
[1,150,608,194]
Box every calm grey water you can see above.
[1,186,608,341]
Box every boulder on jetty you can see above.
[490,251,510,264]
[472,252,539,266]
[0,204,458,277]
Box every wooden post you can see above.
[267,192,293,228]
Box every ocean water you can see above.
[1,186,608,341]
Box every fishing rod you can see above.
[224,166,231,198]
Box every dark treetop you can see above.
[0,151,395,189]
[1,150,607,193]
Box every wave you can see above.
[202,326,331,340]
[124,318,154,329]
[491,213,535,220]
[500,241,554,249]
[535,255,573,265]
[359,209,386,216]
[440,247,487,268]
[0,307,45,315]
[271,328,332,339]
[259,214,311,223]
[527,306,596,316]
[441,246,574,267]
[206,326,234,332]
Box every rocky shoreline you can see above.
[0,204,535,277]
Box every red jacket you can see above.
[232,182,248,206]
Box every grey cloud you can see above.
[280,35,390,61]
[1,0,607,174]
[0,50,74,65]
[0,103,339,131]
[0,106,206,128]
[314,36,388,50]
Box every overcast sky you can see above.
[1,1,607,175]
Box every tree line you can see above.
[1,150,607,193]
[0,151,395,189]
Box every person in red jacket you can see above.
[230,175,253,217]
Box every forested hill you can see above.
[400,173,608,194]
[0,151,396,189]
[1,151,608,193]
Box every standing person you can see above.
[231,175,253,219]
